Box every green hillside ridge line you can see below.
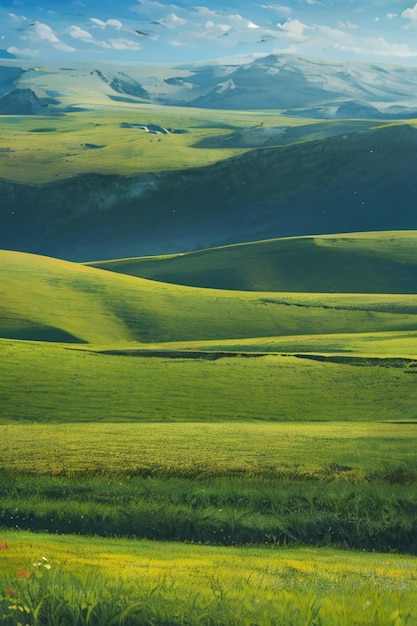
[3,248,417,346]
[88,230,417,293]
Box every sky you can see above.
[2,1,417,66]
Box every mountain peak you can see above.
[0,88,50,115]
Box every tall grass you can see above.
[1,472,416,553]
[1,537,416,625]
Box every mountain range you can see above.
[2,53,417,115]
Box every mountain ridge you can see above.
[4,53,417,115]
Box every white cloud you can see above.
[130,0,182,18]
[66,25,93,41]
[107,19,123,30]
[90,18,123,29]
[258,4,292,14]
[205,21,231,36]
[193,6,218,17]
[337,21,359,30]
[158,13,187,28]
[401,3,417,20]
[54,41,76,52]
[90,17,106,27]
[276,18,309,40]
[21,21,75,52]
[336,36,417,59]
[229,14,260,29]
[168,38,188,47]
[312,24,417,60]
[7,45,36,57]
[271,19,417,63]
[26,21,60,44]
[387,13,397,19]
[134,0,175,9]
[107,38,141,50]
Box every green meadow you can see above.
[0,103,388,184]
[2,339,417,422]
[0,105,306,184]
[2,230,417,623]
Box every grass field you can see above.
[0,421,416,553]
[2,339,417,422]
[1,531,417,625]
[2,231,417,622]
[2,55,417,622]
[2,422,416,478]
[2,243,417,424]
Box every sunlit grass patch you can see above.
[1,422,416,477]
[3,250,417,346]
[0,105,315,184]
[1,532,416,625]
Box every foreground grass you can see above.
[1,532,416,625]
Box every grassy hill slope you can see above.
[3,250,417,345]
[2,124,417,261]
[2,248,417,423]
[89,231,417,293]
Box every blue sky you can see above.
[2,1,417,65]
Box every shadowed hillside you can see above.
[0,88,53,115]
[1,124,417,260]
[90,231,417,293]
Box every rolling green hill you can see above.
[89,231,417,293]
[2,247,417,423]
[3,249,417,346]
